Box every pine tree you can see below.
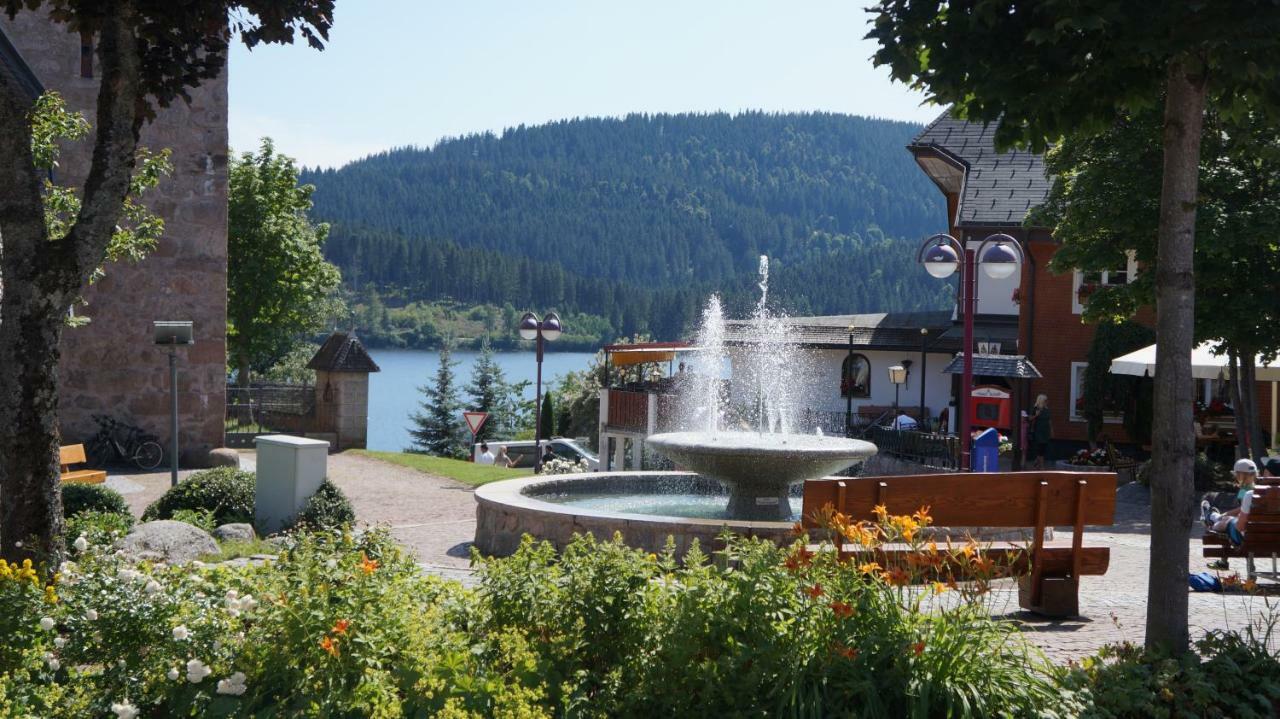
[539,390,556,439]
[407,345,464,457]
[465,339,506,443]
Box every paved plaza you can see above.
[114,452,1279,661]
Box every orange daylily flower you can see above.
[320,635,340,657]
[882,567,911,586]
[912,506,932,525]
[791,521,805,537]
[872,504,888,521]
[332,619,350,635]
[912,641,926,656]
[930,581,948,595]
[804,584,824,599]
[784,547,814,571]
[858,562,882,576]
[832,643,859,660]
[829,601,854,619]
[359,554,380,575]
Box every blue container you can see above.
[972,427,1001,473]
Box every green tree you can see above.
[408,345,465,458]
[228,138,343,385]
[867,0,1280,651]
[539,390,556,439]
[0,0,332,564]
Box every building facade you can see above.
[0,14,228,463]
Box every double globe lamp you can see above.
[519,311,563,472]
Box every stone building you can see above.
[0,14,228,464]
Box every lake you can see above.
[367,348,597,452]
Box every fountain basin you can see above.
[645,431,877,520]
[474,472,806,558]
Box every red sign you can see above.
[463,411,489,437]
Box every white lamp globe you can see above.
[541,312,563,342]
[518,312,539,340]
[922,243,959,279]
[980,242,1019,279]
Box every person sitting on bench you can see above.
[1202,458,1258,546]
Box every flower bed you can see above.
[2,513,1277,717]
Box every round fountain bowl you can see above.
[475,471,815,558]
[645,431,877,520]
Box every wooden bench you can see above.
[60,444,107,485]
[802,471,1117,617]
[1203,484,1280,580]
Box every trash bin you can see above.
[972,427,1000,472]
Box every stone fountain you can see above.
[646,256,875,520]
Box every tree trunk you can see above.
[1242,357,1265,459]
[1146,58,1207,654]
[0,4,142,564]
[1229,349,1249,458]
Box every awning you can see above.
[943,353,1042,379]
[1109,342,1280,381]
[604,341,697,367]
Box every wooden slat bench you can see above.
[802,471,1117,617]
[60,444,107,485]
[1203,484,1280,580]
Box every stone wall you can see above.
[1,13,228,464]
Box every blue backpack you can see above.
[1189,572,1221,592]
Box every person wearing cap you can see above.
[1201,458,1259,549]
[1261,457,1280,481]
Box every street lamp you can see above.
[153,320,194,487]
[889,364,908,420]
[844,325,855,436]
[915,232,1022,470]
[519,311,563,472]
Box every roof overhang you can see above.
[907,144,967,195]
[0,26,43,102]
[943,353,1042,379]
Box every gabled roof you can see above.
[942,353,1042,379]
[723,310,960,352]
[0,26,43,102]
[307,331,380,373]
[908,110,1051,228]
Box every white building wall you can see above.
[726,347,955,421]
[967,236,1021,317]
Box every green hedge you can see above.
[60,483,129,519]
[296,479,355,530]
[142,467,255,526]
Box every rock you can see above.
[212,523,256,542]
[208,448,241,468]
[119,521,218,564]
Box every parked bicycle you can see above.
[86,414,164,470]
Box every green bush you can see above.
[296,479,355,530]
[1137,453,1234,491]
[65,510,134,548]
[60,483,129,519]
[171,508,217,533]
[142,466,254,526]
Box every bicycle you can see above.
[86,414,165,470]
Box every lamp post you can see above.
[519,311,563,473]
[919,328,929,428]
[153,321,194,487]
[917,232,1021,470]
[844,325,855,436]
[889,365,908,421]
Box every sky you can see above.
[228,1,939,169]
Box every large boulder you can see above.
[208,448,241,468]
[212,522,256,542]
[119,520,218,564]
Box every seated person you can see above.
[1202,458,1259,546]
[891,413,918,430]
[1261,457,1280,481]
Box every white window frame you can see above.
[1068,361,1124,424]
[1072,252,1139,315]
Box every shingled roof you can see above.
[723,311,960,352]
[942,353,1042,379]
[0,26,42,102]
[307,332,381,373]
[908,110,1052,228]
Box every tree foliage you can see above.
[465,339,531,442]
[407,345,465,458]
[1082,321,1156,444]
[303,113,955,341]
[228,138,343,381]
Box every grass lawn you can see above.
[354,450,533,487]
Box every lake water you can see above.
[367,348,596,452]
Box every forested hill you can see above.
[302,111,952,346]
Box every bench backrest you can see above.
[801,471,1117,530]
[59,444,88,468]
[1245,486,1280,547]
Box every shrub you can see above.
[65,510,134,547]
[1136,453,1234,491]
[295,479,355,530]
[142,467,254,526]
[60,483,129,519]
[171,508,217,533]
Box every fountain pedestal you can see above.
[646,431,877,522]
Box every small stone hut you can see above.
[308,332,380,451]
